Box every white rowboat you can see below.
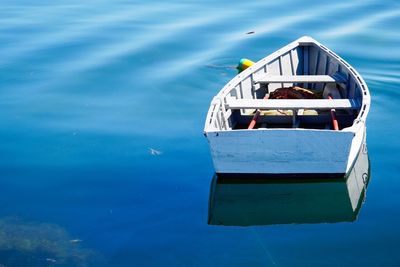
[204,36,370,177]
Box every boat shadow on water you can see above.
[208,144,370,226]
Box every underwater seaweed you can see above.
[0,217,104,267]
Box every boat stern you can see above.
[205,128,355,176]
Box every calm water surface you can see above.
[0,0,399,266]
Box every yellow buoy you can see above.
[237,58,255,73]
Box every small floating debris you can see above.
[149,148,162,156]
[69,239,83,244]
[246,31,255,35]
[46,258,57,263]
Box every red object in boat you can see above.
[248,95,269,129]
[328,94,339,130]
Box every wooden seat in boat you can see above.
[225,99,360,110]
[254,74,347,84]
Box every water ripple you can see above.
[0,3,187,64]
[322,8,400,38]
[149,0,383,82]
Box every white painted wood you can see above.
[303,45,310,88]
[304,46,309,75]
[280,52,293,87]
[289,50,295,75]
[255,75,347,84]
[226,99,360,110]
[266,58,281,92]
[309,48,319,76]
[292,47,302,75]
[345,123,366,173]
[207,129,354,174]
[346,138,369,210]
[239,76,253,99]
[316,53,328,90]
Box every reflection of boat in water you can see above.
[208,143,370,226]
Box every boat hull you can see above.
[206,126,365,175]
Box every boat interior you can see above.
[208,42,368,131]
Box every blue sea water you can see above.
[0,0,399,266]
